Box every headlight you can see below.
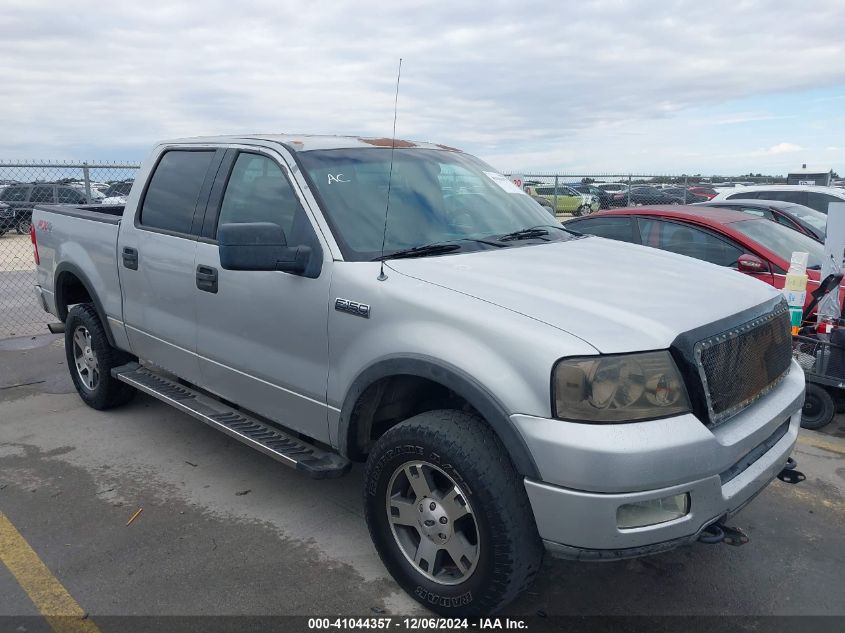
[552,351,690,422]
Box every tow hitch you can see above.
[698,522,749,546]
[698,456,804,547]
[776,456,805,484]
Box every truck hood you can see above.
[387,236,780,353]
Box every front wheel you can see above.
[364,410,543,616]
[575,204,590,217]
[65,303,136,410]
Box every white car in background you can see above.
[99,181,134,205]
[69,183,105,201]
[710,184,845,214]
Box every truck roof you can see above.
[158,134,464,153]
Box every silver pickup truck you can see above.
[32,135,804,615]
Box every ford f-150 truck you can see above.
[31,135,804,616]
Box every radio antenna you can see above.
[378,57,402,281]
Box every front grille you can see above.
[695,302,792,425]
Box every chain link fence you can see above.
[1,161,140,338]
[508,173,783,217]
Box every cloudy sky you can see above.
[1,0,844,175]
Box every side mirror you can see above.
[218,222,311,274]
[737,253,770,274]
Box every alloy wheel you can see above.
[385,461,480,585]
[72,326,99,390]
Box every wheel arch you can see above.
[54,262,116,347]
[338,356,540,479]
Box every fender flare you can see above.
[337,355,540,479]
[54,262,116,347]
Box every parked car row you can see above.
[0,180,135,235]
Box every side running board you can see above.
[111,363,351,479]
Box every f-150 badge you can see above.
[335,298,370,318]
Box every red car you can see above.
[567,206,839,310]
[687,186,719,200]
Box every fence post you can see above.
[82,162,92,204]
[627,174,632,206]
[553,175,559,214]
[683,174,688,204]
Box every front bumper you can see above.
[513,359,805,557]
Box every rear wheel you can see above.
[65,303,136,410]
[800,383,835,430]
[364,410,543,616]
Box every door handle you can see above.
[122,247,138,270]
[196,265,218,294]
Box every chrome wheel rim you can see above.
[386,460,480,585]
[72,326,99,390]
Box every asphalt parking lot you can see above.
[1,333,844,627]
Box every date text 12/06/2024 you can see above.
[307,617,528,630]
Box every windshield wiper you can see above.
[495,228,550,242]
[374,243,463,261]
[493,224,578,243]
[374,238,508,261]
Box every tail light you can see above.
[31,223,40,265]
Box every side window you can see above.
[30,186,55,203]
[749,190,805,205]
[140,150,215,234]
[217,153,304,238]
[638,218,744,267]
[57,187,87,204]
[807,192,844,214]
[571,216,635,242]
[0,186,29,202]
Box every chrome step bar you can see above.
[111,363,350,479]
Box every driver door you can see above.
[193,148,333,443]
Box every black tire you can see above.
[16,217,31,235]
[65,303,136,410]
[800,383,835,430]
[364,410,543,616]
[833,391,845,414]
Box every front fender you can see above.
[336,354,541,478]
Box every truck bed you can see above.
[32,203,126,330]
[35,203,125,225]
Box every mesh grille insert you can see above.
[695,303,792,425]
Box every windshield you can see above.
[732,218,825,269]
[298,148,570,260]
[780,204,828,233]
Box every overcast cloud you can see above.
[1,0,844,173]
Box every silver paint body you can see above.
[33,134,804,555]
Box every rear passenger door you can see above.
[193,148,332,443]
[119,147,223,384]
